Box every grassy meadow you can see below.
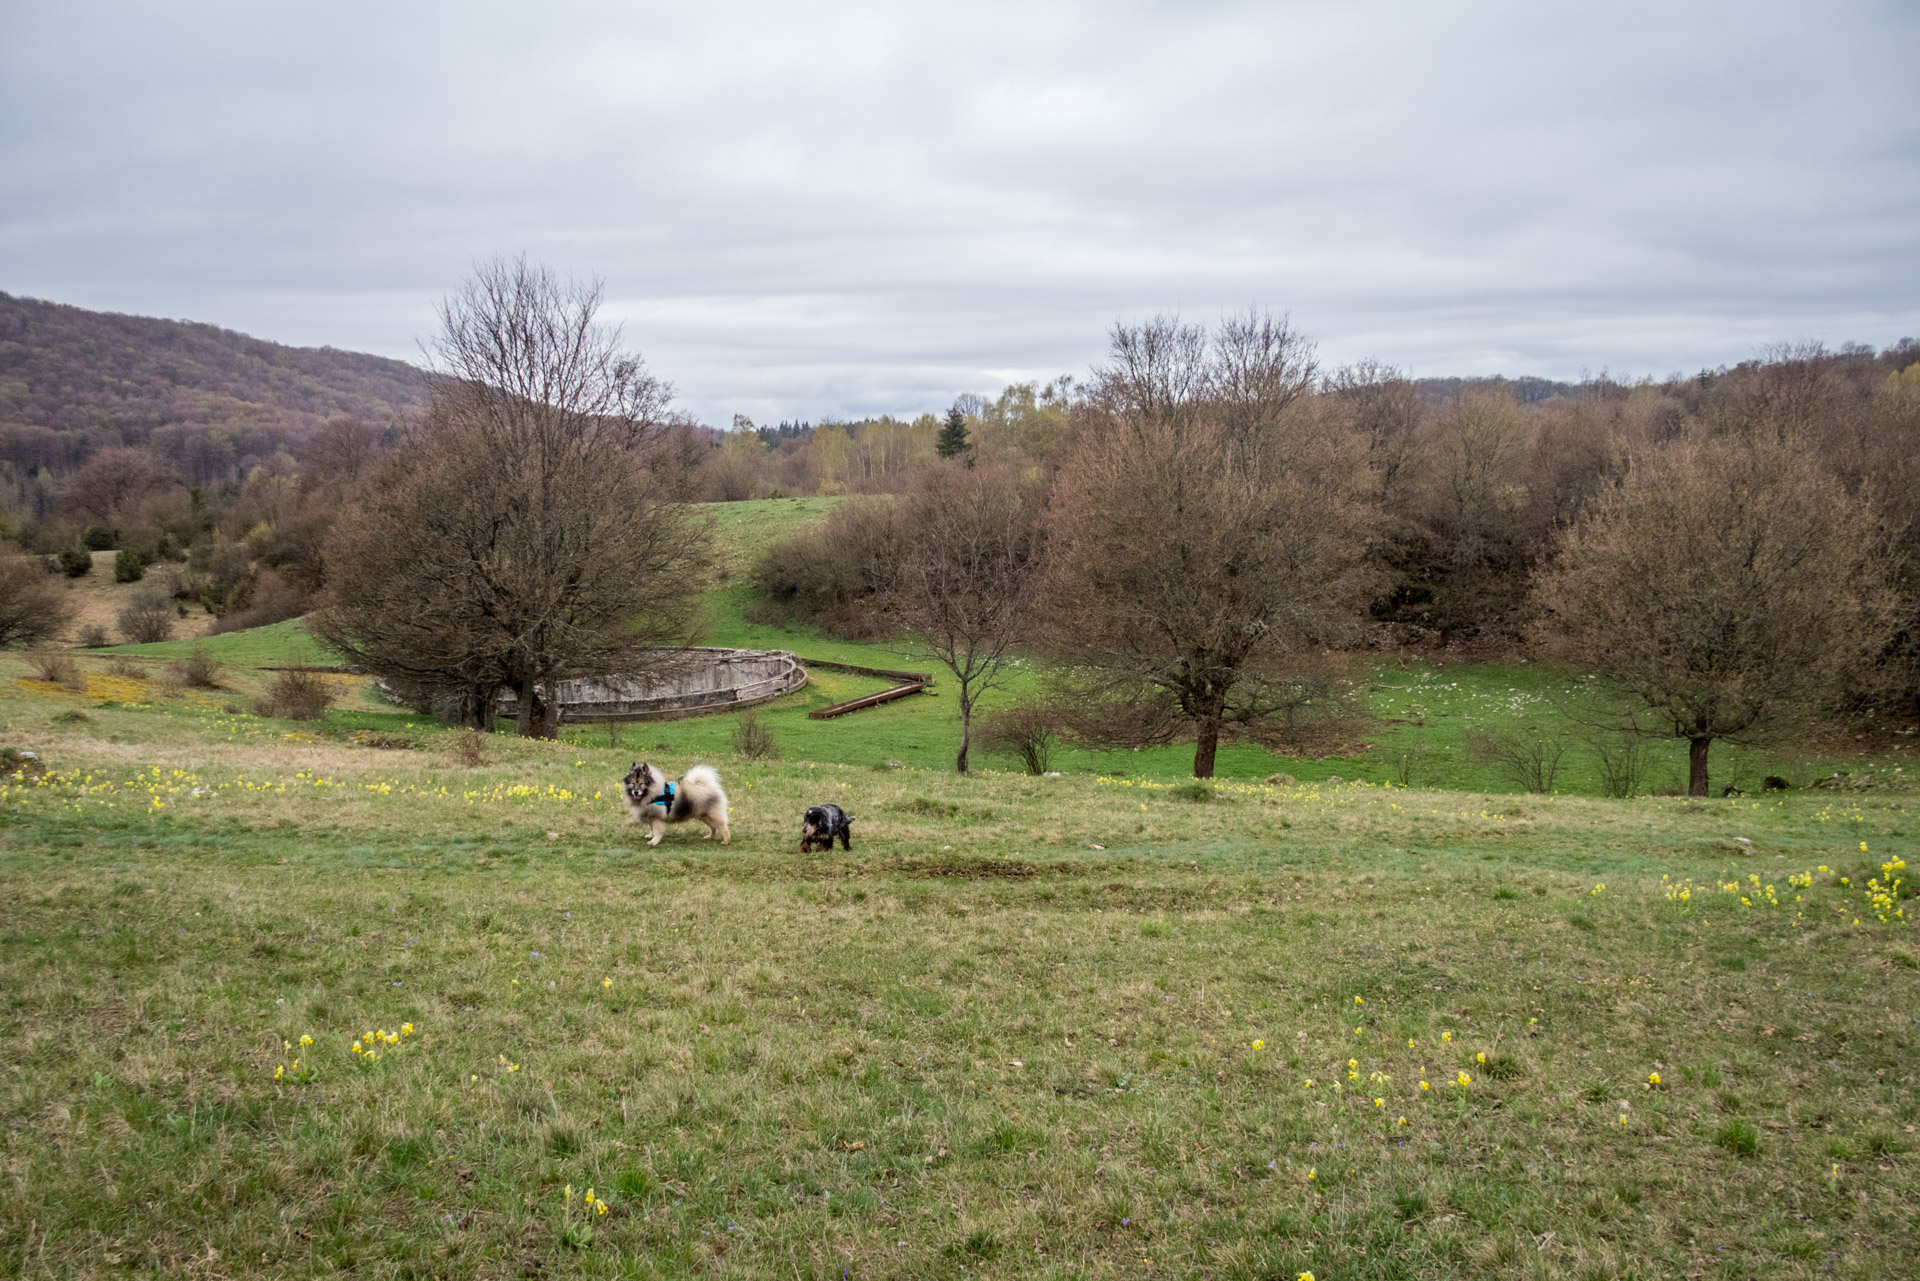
[3,645,1918,1280]
[2,497,1915,1278]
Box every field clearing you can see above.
[2,657,1916,1279]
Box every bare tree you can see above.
[890,463,1041,773]
[1039,312,1377,777]
[0,549,75,647]
[315,258,706,735]
[1532,437,1896,795]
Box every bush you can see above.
[451,729,487,767]
[106,657,146,680]
[57,546,92,578]
[1167,781,1216,802]
[117,589,176,644]
[0,550,77,648]
[977,706,1061,775]
[209,568,310,634]
[168,647,222,689]
[730,709,782,760]
[77,625,109,649]
[750,498,909,639]
[1468,726,1571,793]
[256,668,336,721]
[113,547,145,583]
[81,524,117,551]
[28,652,85,691]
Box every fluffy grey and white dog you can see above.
[622,762,731,846]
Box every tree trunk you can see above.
[1192,691,1226,778]
[1688,735,1711,797]
[955,687,973,774]
[515,674,557,739]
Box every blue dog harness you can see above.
[651,782,675,809]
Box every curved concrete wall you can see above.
[492,648,807,723]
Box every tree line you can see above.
[759,323,1920,794]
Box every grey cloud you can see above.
[2,0,1916,424]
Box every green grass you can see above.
[2,654,1917,1277]
[102,617,336,667]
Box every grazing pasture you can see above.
[2,652,1915,1278]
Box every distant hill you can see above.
[0,291,426,483]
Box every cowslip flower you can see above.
[602,977,613,989]
[1302,1079,1314,1089]
[1456,1071,1471,1086]
[299,1034,313,1047]
[1476,1052,1487,1064]
[1441,1031,1452,1043]
[1408,1039,1417,1050]
[1419,1080,1430,1091]
[1353,996,1364,1006]
[1648,1072,1661,1087]
[1251,1039,1265,1051]
[1373,1097,1384,1108]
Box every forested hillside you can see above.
[0,291,424,484]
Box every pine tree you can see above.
[935,407,971,459]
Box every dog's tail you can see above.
[684,765,722,790]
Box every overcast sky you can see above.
[3,2,1916,424]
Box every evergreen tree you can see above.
[935,407,972,459]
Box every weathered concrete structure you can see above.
[490,648,806,723]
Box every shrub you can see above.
[77,625,110,649]
[210,568,311,634]
[1582,729,1649,798]
[977,706,1061,776]
[81,524,117,551]
[451,729,487,768]
[1167,781,1216,802]
[112,547,145,583]
[730,709,781,760]
[0,550,77,648]
[106,658,146,680]
[1468,726,1570,793]
[168,647,222,689]
[29,652,85,690]
[256,668,335,720]
[57,546,92,578]
[750,498,910,639]
[117,589,176,644]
